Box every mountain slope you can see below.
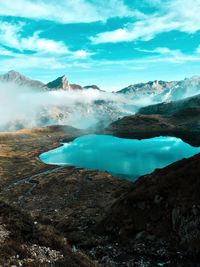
[99,152,200,265]
[0,200,99,266]
[139,93,200,116]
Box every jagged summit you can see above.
[2,70,23,80]
[0,70,104,92]
[0,71,85,91]
[117,79,175,95]
[0,70,30,83]
[46,75,70,90]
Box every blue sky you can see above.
[0,0,200,91]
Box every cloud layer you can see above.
[0,81,137,131]
[0,0,135,23]
[91,0,200,43]
[0,21,93,57]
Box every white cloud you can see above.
[0,21,93,61]
[133,46,200,64]
[135,47,200,64]
[0,0,139,23]
[21,32,70,54]
[152,47,176,55]
[196,46,200,53]
[0,23,69,71]
[90,0,200,44]
[93,48,200,66]
[0,46,15,56]
[72,50,95,59]
[135,47,183,57]
[0,22,69,54]
[0,22,23,48]
[0,55,66,71]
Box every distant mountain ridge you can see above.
[1,70,200,133]
[117,80,174,95]
[117,76,200,103]
[0,70,133,132]
[0,70,101,91]
[1,70,200,101]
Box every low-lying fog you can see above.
[0,81,156,131]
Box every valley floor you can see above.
[1,120,200,266]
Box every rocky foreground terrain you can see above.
[0,126,131,266]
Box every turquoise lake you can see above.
[40,135,200,180]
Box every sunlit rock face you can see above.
[40,135,200,180]
[46,75,70,90]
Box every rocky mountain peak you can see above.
[46,75,70,90]
[152,80,163,91]
[0,70,45,88]
[1,70,28,82]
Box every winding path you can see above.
[1,166,65,203]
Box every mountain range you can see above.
[0,70,102,91]
[1,70,200,132]
[117,76,200,102]
[1,70,200,101]
[0,70,134,131]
